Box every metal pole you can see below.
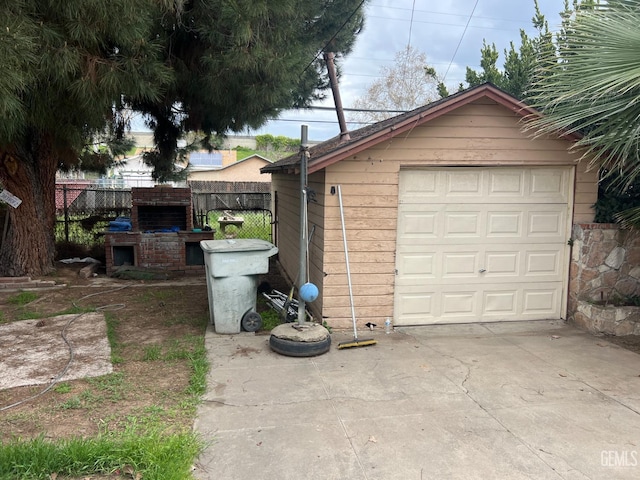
[63,186,69,242]
[324,51,350,141]
[298,125,309,324]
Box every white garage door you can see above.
[394,167,573,325]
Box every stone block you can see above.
[605,246,626,270]
[614,278,640,297]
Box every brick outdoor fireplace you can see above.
[104,186,213,275]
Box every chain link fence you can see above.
[55,183,272,252]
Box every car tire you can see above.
[269,333,331,357]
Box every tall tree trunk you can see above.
[0,136,57,277]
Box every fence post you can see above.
[63,185,69,242]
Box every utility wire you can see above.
[443,0,480,82]
[406,0,417,50]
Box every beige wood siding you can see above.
[319,99,598,329]
[271,171,326,322]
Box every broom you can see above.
[336,185,377,349]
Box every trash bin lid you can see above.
[200,238,276,253]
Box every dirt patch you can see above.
[0,260,288,447]
[0,313,112,390]
[601,334,640,354]
[0,263,211,442]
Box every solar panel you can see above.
[190,152,223,166]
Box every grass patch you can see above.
[15,310,42,321]
[53,383,72,394]
[0,284,212,480]
[104,313,123,364]
[142,344,162,361]
[260,309,281,331]
[0,429,203,480]
[58,396,82,410]
[88,372,127,402]
[7,291,39,306]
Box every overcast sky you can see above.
[247,0,567,142]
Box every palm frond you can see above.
[526,1,640,189]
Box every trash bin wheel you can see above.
[269,334,331,357]
[241,311,263,332]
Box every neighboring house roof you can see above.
[261,83,580,175]
[191,154,271,173]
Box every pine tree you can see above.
[465,0,552,100]
[0,0,367,276]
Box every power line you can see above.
[367,14,519,32]
[368,2,529,24]
[443,0,480,82]
[406,0,417,50]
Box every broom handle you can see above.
[338,185,358,339]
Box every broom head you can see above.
[337,338,377,349]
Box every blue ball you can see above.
[299,282,319,302]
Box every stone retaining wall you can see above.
[569,223,640,334]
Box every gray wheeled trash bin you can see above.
[200,239,278,334]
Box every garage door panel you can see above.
[526,250,561,276]
[400,168,569,204]
[398,204,566,244]
[396,245,564,284]
[394,283,563,325]
[523,288,558,314]
[442,291,477,317]
[397,291,437,319]
[445,212,480,236]
[402,213,437,235]
[443,252,479,277]
[530,169,569,202]
[487,212,522,236]
[528,210,566,238]
[398,253,435,277]
[489,171,525,196]
[485,252,519,276]
[446,171,483,195]
[484,290,518,316]
[400,170,438,198]
[395,167,572,325]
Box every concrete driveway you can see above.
[194,321,640,479]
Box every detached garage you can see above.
[262,83,598,330]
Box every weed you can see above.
[53,383,72,394]
[88,373,126,402]
[16,310,41,321]
[164,335,200,361]
[7,291,39,306]
[79,390,103,407]
[186,340,208,398]
[104,313,123,364]
[260,309,281,331]
[140,289,174,302]
[142,344,162,361]
[59,396,82,410]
